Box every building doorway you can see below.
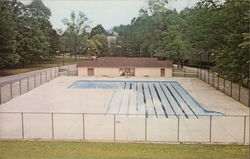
[87,68,94,76]
[161,68,165,77]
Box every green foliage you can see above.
[48,29,60,56]
[0,0,17,69]
[114,0,249,86]
[62,11,89,59]
[91,34,109,56]
[90,24,107,37]
[86,39,100,57]
[0,0,54,69]
[183,0,249,86]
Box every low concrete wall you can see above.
[240,87,249,106]
[11,82,21,98]
[0,67,60,104]
[0,84,11,103]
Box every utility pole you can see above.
[63,37,66,65]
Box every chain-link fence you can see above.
[172,65,198,78]
[198,68,250,107]
[58,64,78,76]
[0,112,249,144]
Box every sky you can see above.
[21,0,200,31]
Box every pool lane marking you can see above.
[171,83,203,116]
[161,83,188,118]
[159,83,182,117]
[157,83,177,117]
[137,82,146,116]
[143,83,157,118]
[126,82,133,116]
[105,90,116,113]
[118,82,131,116]
[170,83,198,119]
[153,84,169,118]
[128,82,137,117]
[165,83,194,118]
[142,83,149,117]
[148,83,166,118]
[148,83,158,117]
[136,82,138,111]
[106,82,126,114]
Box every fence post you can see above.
[57,67,59,77]
[82,113,85,140]
[212,72,215,87]
[51,113,54,139]
[199,68,201,79]
[239,85,241,102]
[230,80,233,97]
[248,87,250,107]
[68,66,70,76]
[0,87,2,104]
[201,69,203,80]
[114,114,116,141]
[196,68,198,78]
[27,77,29,91]
[223,78,225,93]
[50,69,52,80]
[10,83,13,99]
[145,115,147,141]
[209,115,212,142]
[46,71,48,82]
[19,80,22,94]
[217,75,219,90]
[208,70,210,84]
[34,75,36,88]
[177,116,180,142]
[21,113,24,139]
[40,72,42,84]
[243,116,246,144]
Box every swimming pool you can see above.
[70,80,221,118]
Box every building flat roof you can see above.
[77,57,172,68]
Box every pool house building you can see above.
[77,57,173,77]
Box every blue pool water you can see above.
[69,80,221,118]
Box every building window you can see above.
[119,68,135,76]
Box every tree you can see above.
[91,34,109,56]
[90,24,107,37]
[62,11,89,60]
[86,39,100,57]
[212,0,249,86]
[48,29,60,59]
[0,0,19,74]
[14,0,53,66]
[147,0,169,15]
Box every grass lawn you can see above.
[1,58,79,77]
[0,140,249,159]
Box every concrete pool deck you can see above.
[0,76,249,144]
[0,76,248,115]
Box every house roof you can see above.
[77,57,172,68]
